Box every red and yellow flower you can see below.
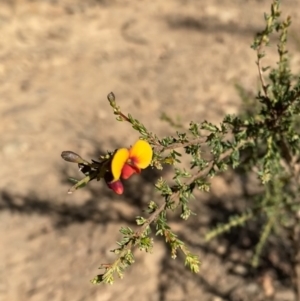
[106,140,153,194]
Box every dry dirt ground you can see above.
[1,1,300,301]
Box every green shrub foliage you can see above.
[62,0,300,287]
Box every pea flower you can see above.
[106,140,153,194]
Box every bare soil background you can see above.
[1,1,300,300]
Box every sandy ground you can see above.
[1,1,300,300]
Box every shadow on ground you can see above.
[0,145,296,301]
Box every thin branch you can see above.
[257,46,269,98]
[154,137,207,153]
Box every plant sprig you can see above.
[62,1,300,295]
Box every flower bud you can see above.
[61,151,85,164]
[106,180,124,195]
[107,92,117,108]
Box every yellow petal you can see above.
[111,148,129,180]
[129,140,153,169]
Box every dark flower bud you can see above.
[107,92,116,107]
[61,151,85,164]
[107,92,115,102]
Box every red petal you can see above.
[106,180,124,194]
[121,163,140,180]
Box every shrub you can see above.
[61,0,300,296]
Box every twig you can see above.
[257,46,269,98]
[154,137,207,153]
